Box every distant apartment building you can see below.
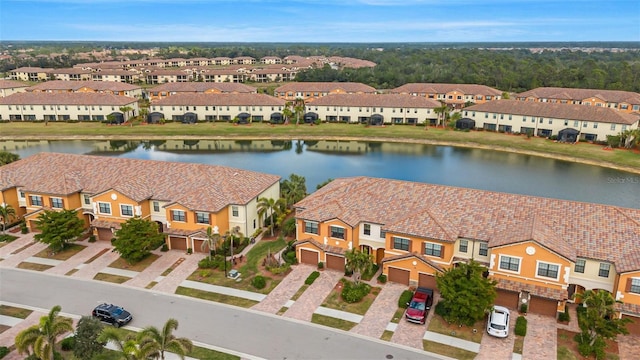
[274,82,377,102]
[515,87,640,114]
[389,83,503,109]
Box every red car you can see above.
[405,287,434,324]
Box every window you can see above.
[196,212,209,224]
[537,262,559,279]
[98,202,111,214]
[599,263,610,277]
[232,206,239,217]
[330,226,345,239]
[499,256,520,272]
[50,198,64,209]
[459,239,468,253]
[153,201,160,212]
[424,243,443,257]
[120,204,133,217]
[172,210,186,222]
[380,229,386,239]
[630,278,640,294]
[574,259,586,273]
[479,242,488,256]
[30,195,43,206]
[392,237,410,251]
[81,194,90,205]
[304,221,318,234]
[19,191,25,198]
[363,224,371,235]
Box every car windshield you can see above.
[111,308,124,316]
[491,322,507,330]
[409,301,425,310]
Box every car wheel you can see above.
[113,322,120,328]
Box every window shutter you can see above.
[440,246,445,259]
[626,278,633,292]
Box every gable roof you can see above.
[389,83,502,96]
[294,177,640,272]
[516,87,640,105]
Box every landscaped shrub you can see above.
[284,250,297,265]
[515,316,527,336]
[60,336,75,351]
[317,261,324,270]
[0,346,9,359]
[361,264,379,281]
[161,243,169,252]
[434,300,449,318]
[558,305,570,322]
[0,234,17,243]
[198,257,218,269]
[20,221,28,234]
[519,303,528,314]
[251,275,267,289]
[377,273,387,283]
[305,271,320,285]
[398,290,413,309]
[575,331,606,359]
[88,235,97,243]
[267,263,290,275]
[341,280,371,303]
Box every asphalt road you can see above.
[0,268,445,360]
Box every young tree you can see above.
[0,203,17,235]
[574,290,631,352]
[112,217,165,264]
[34,209,85,252]
[282,101,293,125]
[293,99,305,126]
[436,260,497,326]
[73,316,105,360]
[0,150,20,165]
[15,305,73,360]
[345,249,374,285]
[138,318,193,360]
[257,197,284,237]
[201,226,223,261]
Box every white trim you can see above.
[171,209,186,223]
[497,254,522,275]
[423,241,443,258]
[534,260,561,282]
[119,203,134,218]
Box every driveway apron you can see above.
[0,239,48,268]
[283,270,343,322]
[45,240,113,276]
[522,314,556,359]
[124,250,186,288]
[71,248,121,280]
[619,335,640,360]
[151,252,204,294]
[351,282,406,338]
[476,309,516,360]
[252,264,315,314]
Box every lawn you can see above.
[427,315,485,343]
[423,340,477,360]
[0,305,32,319]
[17,262,53,271]
[390,307,405,324]
[0,234,17,243]
[513,335,525,355]
[109,253,159,272]
[321,279,381,315]
[33,244,86,260]
[2,122,639,172]
[311,313,357,331]
[175,286,259,308]
[93,272,131,284]
[380,330,394,341]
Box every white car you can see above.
[487,306,510,338]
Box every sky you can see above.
[1,0,639,43]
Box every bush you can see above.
[341,280,371,303]
[186,248,193,254]
[434,300,449,317]
[0,346,9,359]
[251,275,267,289]
[60,336,75,351]
[398,290,413,309]
[283,250,297,265]
[88,235,97,243]
[305,271,320,285]
[377,274,387,283]
[267,263,290,275]
[20,221,28,234]
[161,243,169,252]
[317,261,324,269]
[515,316,527,336]
[558,305,570,322]
[198,257,218,269]
[519,303,528,314]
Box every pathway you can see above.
[45,240,112,276]
[283,270,342,322]
[251,264,315,314]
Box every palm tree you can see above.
[15,305,73,360]
[281,173,307,208]
[138,318,193,360]
[433,102,449,128]
[201,226,222,261]
[257,197,284,237]
[345,249,374,285]
[119,105,134,125]
[293,98,305,125]
[98,327,157,360]
[282,101,293,125]
[0,203,17,235]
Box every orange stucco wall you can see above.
[382,257,440,283]
[297,218,353,252]
[92,190,140,224]
[384,234,454,265]
[164,203,226,233]
[618,271,640,306]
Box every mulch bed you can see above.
[557,328,619,359]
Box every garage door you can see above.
[495,289,519,310]
[28,220,41,232]
[622,314,640,336]
[419,273,438,289]
[97,228,114,241]
[300,249,319,265]
[529,296,558,317]
[326,254,345,272]
[193,239,207,253]
[169,236,187,251]
[388,267,410,285]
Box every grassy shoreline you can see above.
[1,122,639,174]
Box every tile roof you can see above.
[1,153,281,213]
[152,93,286,107]
[516,87,640,104]
[495,277,567,300]
[26,80,141,92]
[465,100,640,125]
[308,93,442,108]
[274,82,377,93]
[0,92,137,106]
[0,80,29,90]
[294,177,640,272]
[389,83,502,96]
[381,252,445,272]
[148,82,256,93]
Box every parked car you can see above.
[487,306,510,338]
[405,287,434,324]
[92,303,133,328]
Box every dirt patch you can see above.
[557,328,619,359]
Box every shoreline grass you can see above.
[1,122,638,174]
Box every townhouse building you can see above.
[388,83,503,109]
[293,177,640,333]
[274,82,377,102]
[26,80,143,98]
[9,67,53,82]
[0,80,29,98]
[462,100,640,141]
[145,69,192,84]
[49,68,93,81]
[148,93,286,123]
[515,87,640,114]
[90,69,141,84]
[0,153,280,253]
[0,92,139,123]
[147,82,257,102]
[305,93,441,124]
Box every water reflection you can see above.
[3,139,638,208]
